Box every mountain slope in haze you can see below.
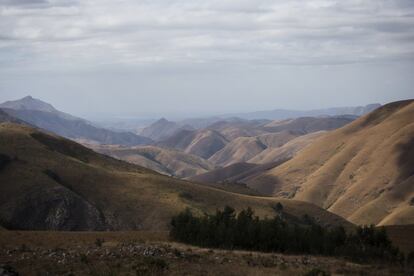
[230,104,381,120]
[249,131,326,164]
[0,123,351,231]
[1,96,152,146]
[246,100,414,226]
[0,109,28,125]
[1,96,59,113]
[158,129,229,159]
[140,118,193,141]
[206,119,270,140]
[207,116,355,167]
[90,144,216,178]
[209,131,299,167]
[263,115,356,134]
[191,132,326,189]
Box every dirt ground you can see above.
[0,231,412,276]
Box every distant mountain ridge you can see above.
[225,104,381,120]
[140,118,193,141]
[0,96,153,146]
[1,96,57,113]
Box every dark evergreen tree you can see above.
[170,206,402,264]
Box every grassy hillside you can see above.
[89,144,216,178]
[263,116,355,133]
[247,100,414,226]
[158,129,229,159]
[249,131,325,164]
[140,118,192,141]
[0,123,352,231]
[189,161,288,192]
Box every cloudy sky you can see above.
[0,0,413,118]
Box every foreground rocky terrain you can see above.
[0,231,411,276]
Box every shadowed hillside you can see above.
[90,144,216,178]
[247,100,414,226]
[0,123,351,231]
[158,129,229,159]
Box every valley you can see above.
[0,96,413,275]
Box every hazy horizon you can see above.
[1,0,413,119]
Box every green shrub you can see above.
[94,238,104,247]
[134,256,168,276]
[170,206,401,263]
[304,268,330,276]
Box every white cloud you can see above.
[0,0,413,70]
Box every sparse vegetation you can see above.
[134,256,169,275]
[43,169,63,184]
[170,206,403,263]
[0,229,411,275]
[95,238,105,247]
[0,153,11,171]
[30,132,90,163]
[304,268,330,276]
[178,191,193,200]
[80,253,89,264]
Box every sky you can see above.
[0,0,413,119]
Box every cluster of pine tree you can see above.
[170,206,402,263]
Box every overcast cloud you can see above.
[0,0,413,118]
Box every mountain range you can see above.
[227,104,381,120]
[245,100,414,226]
[0,122,350,231]
[1,95,412,230]
[0,96,152,146]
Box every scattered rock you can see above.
[0,264,19,276]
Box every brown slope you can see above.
[249,131,326,164]
[189,160,289,196]
[246,100,414,226]
[207,119,270,140]
[140,118,192,141]
[189,162,258,183]
[384,224,414,253]
[263,115,356,133]
[208,131,299,167]
[90,144,216,178]
[0,123,351,231]
[158,129,228,159]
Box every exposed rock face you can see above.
[1,185,107,231]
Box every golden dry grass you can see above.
[0,122,352,231]
[247,100,414,226]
